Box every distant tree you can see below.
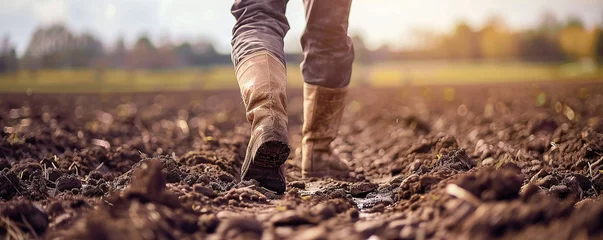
[372,44,393,62]
[518,30,565,62]
[192,40,217,55]
[22,24,74,68]
[111,37,127,68]
[512,11,565,62]
[539,11,562,35]
[157,32,173,47]
[442,21,481,60]
[566,16,585,29]
[124,36,224,68]
[156,39,180,68]
[134,35,155,52]
[71,32,104,68]
[127,34,158,68]
[191,40,219,65]
[594,28,603,63]
[479,16,518,60]
[351,34,370,64]
[350,34,371,85]
[558,18,596,60]
[0,36,18,73]
[21,24,104,69]
[175,42,194,66]
[404,29,441,60]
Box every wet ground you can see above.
[1,81,603,239]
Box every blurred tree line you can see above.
[0,24,232,73]
[1,12,603,74]
[356,13,603,64]
[0,36,19,73]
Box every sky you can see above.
[1,0,602,55]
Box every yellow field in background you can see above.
[0,62,602,93]
[363,61,603,87]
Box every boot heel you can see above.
[244,140,289,194]
[254,140,290,168]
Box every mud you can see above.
[1,81,603,239]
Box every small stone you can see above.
[399,226,415,239]
[292,226,327,240]
[329,189,347,198]
[46,168,63,182]
[0,158,10,170]
[288,181,306,189]
[56,175,82,191]
[549,185,570,199]
[350,182,378,197]
[348,209,359,221]
[311,203,336,220]
[82,185,103,197]
[271,210,312,226]
[193,184,217,197]
[199,214,220,232]
[388,219,409,230]
[217,210,240,220]
[354,220,384,237]
[534,175,557,188]
[86,178,98,186]
[572,174,592,190]
[444,199,463,211]
[88,171,103,180]
[99,183,110,192]
[125,159,180,208]
[389,175,405,185]
[574,198,594,208]
[520,184,544,200]
[481,157,495,166]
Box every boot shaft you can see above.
[235,51,288,130]
[302,83,348,152]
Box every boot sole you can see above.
[244,140,290,194]
[253,140,290,168]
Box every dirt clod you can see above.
[56,175,82,192]
[350,182,378,197]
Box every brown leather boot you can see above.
[301,83,351,178]
[235,51,290,193]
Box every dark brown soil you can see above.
[1,81,603,239]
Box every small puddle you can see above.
[298,180,396,212]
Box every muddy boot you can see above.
[301,83,351,178]
[236,51,290,194]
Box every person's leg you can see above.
[231,0,291,193]
[300,0,354,178]
[231,0,289,66]
[300,0,354,88]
